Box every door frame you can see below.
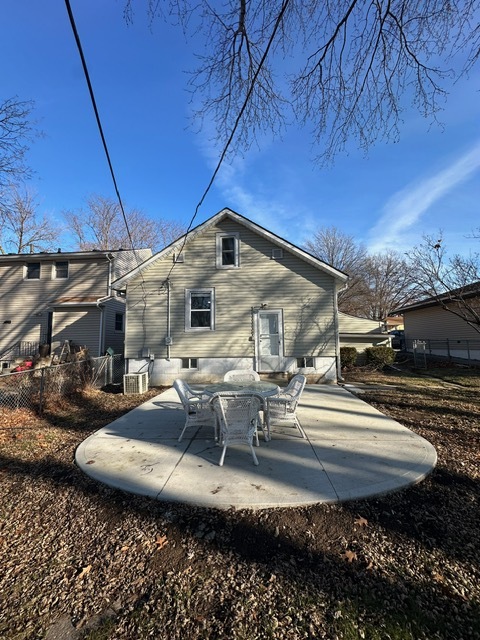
[254,308,286,373]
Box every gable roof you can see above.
[112,208,349,287]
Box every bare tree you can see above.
[0,97,36,197]
[0,184,60,254]
[124,1,480,161]
[362,251,421,321]
[64,194,185,252]
[406,234,480,332]
[304,226,369,315]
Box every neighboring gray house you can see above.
[0,248,151,362]
[395,282,480,361]
[338,312,389,362]
[113,208,348,385]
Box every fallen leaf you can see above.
[355,516,368,527]
[77,565,92,579]
[343,550,357,563]
[432,571,445,583]
[155,535,168,549]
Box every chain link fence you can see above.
[0,354,124,414]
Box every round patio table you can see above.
[203,381,280,397]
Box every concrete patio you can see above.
[75,384,437,510]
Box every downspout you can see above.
[166,279,171,361]
[333,281,348,382]
[96,253,115,356]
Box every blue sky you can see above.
[2,1,479,256]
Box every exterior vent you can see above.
[173,252,184,263]
[271,248,283,259]
[123,372,149,395]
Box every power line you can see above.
[64,0,136,254]
[165,0,291,280]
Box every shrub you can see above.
[365,346,396,369]
[340,347,358,368]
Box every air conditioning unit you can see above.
[123,372,149,395]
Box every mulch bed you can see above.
[0,372,479,639]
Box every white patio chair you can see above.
[173,379,215,442]
[266,374,307,439]
[210,393,263,466]
[223,369,260,382]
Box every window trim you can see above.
[297,356,315,368]
[216,232,240,269]
[185,288,215,331]
[181,357,198,369]
[53,260,69,279]
[25,262,41,280]
[114,312,125,333]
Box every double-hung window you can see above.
[54,260,69,279]
[216,233,239,269]
[186,289,214,331]
[26,262,40,280]
[115,313,124,332]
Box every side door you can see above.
[255,309,285,372]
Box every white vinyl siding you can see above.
[124,219,337,360]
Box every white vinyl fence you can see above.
[0,354,124,414]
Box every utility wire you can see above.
[165,0,291,280]
[66,0,290,287]
[64,0,136,255]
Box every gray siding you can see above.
[404,305,480,341]
[104,298,126,355]
[52,308,102,356]
[125,219,337,361]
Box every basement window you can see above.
[181,358,198,369]
[297,356,314,368]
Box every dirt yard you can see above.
[0,363,479,639]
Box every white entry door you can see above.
[256,310,284,372]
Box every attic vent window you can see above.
[216,232,240,268]
[271,248,283,259]
[173,252,184,263]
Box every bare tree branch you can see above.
[406,233,480,333]
[123,1,479,161]
[0,97,36,197]
[0,184,60,254]
[64,194,185,252]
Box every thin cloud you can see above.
[367,141,480,253]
